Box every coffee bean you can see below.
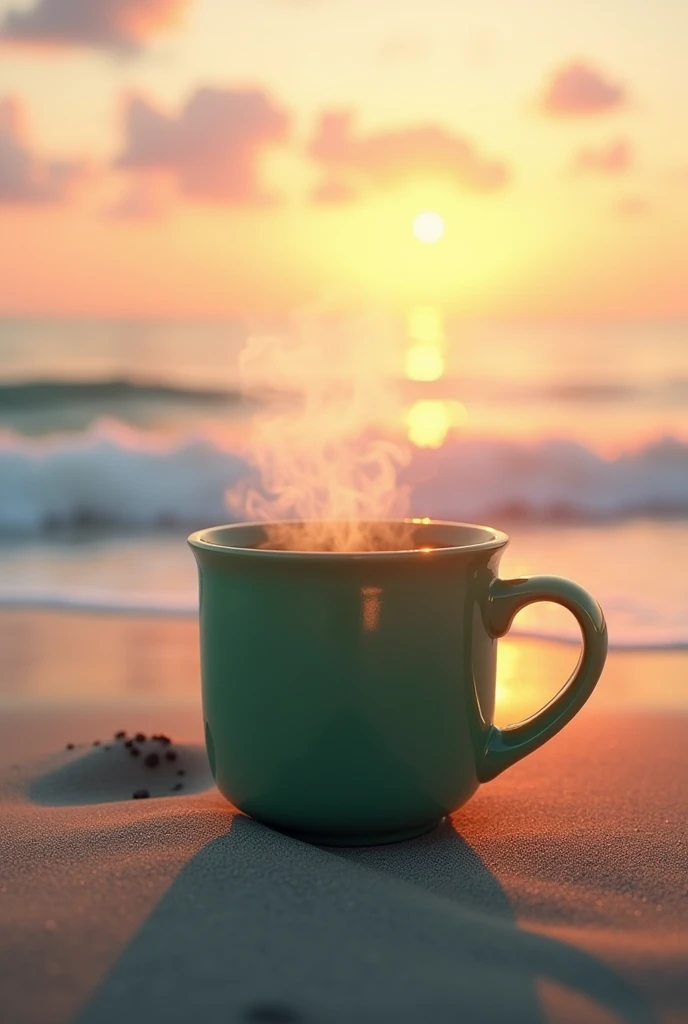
[130,747,140,758]
[156,734,172,746]
[124,739,133,748]
[114,731,126,739]
[134,733,146,743]
[132,789,149,800]
[144,753,160,768]
[171,782,184,792]
[165,751,177,762]
[92,740,101,746]
[66,743,75,750]
[177,769,186,777]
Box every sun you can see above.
[412,211,445,244]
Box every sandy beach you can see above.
[1,608,686,1024]
[3,0,688,1017]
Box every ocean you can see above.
[1,316,687,650]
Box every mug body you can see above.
[189,520,508,846]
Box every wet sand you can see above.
[0,609,686,1024]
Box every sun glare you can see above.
[412,211,445,244]
[405,303,446,381]
[406,399,468,447]
[407,305,444,344]
[407,400,450,447]
[405,344,445,381]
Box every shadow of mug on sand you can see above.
[78,816,655,1024]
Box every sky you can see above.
[0,0,686,318]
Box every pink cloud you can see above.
[309,111,509,201]
[541,61,627,117]
[0,0,188,52]
[0,94,86,202]
[115,88,289,203]
[574,139,632,175]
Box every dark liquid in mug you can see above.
[250,541,451,552]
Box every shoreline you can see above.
[3,597,688,652]
[4,518,688,653]
[2,607,687,718]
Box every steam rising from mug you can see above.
[226,313,414,552]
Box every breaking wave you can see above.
[1,420,688,534]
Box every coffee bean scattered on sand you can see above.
[63,731,194,801]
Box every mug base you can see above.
[278,817,445,848]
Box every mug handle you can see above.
[477,575,608,783]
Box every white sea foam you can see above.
[2,420,688,533]
[409,435,688,521]
[0,420,248,534]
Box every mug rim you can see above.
[188,518,509,560]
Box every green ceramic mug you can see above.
[189,520,607,846]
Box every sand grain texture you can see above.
[0,707,686,1024]
[0,613,686,1024]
